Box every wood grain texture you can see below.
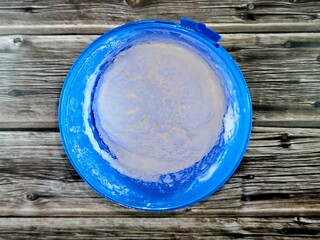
[1,33,320,128]
[1,127,319,217]
[0,217,319,239]
[1,0,320,239]
[0,0,320,34]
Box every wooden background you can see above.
[1,0,320,239]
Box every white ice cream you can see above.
[92,41,226,180]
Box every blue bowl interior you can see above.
[59,19,252,211]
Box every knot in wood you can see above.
[280,133,291,148]
[243,12,256,21]
[13,37,23,46]
[281,133,290,142]
[246,174,255,179]
[285,41,291,48]
[26,193,39,201]
[126,0,151,7]
[314,100,320,108]
[247,3,255,10]
[184,208,192,213]
[241,195,251,201]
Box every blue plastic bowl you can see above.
[59,18,252,211]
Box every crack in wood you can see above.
[241,193,291,202]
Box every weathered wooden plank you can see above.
[1,33,320,128]
[1,127,320,217]
[0,217,319,239]
[2,22,320,35]
[0,0,320,34]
